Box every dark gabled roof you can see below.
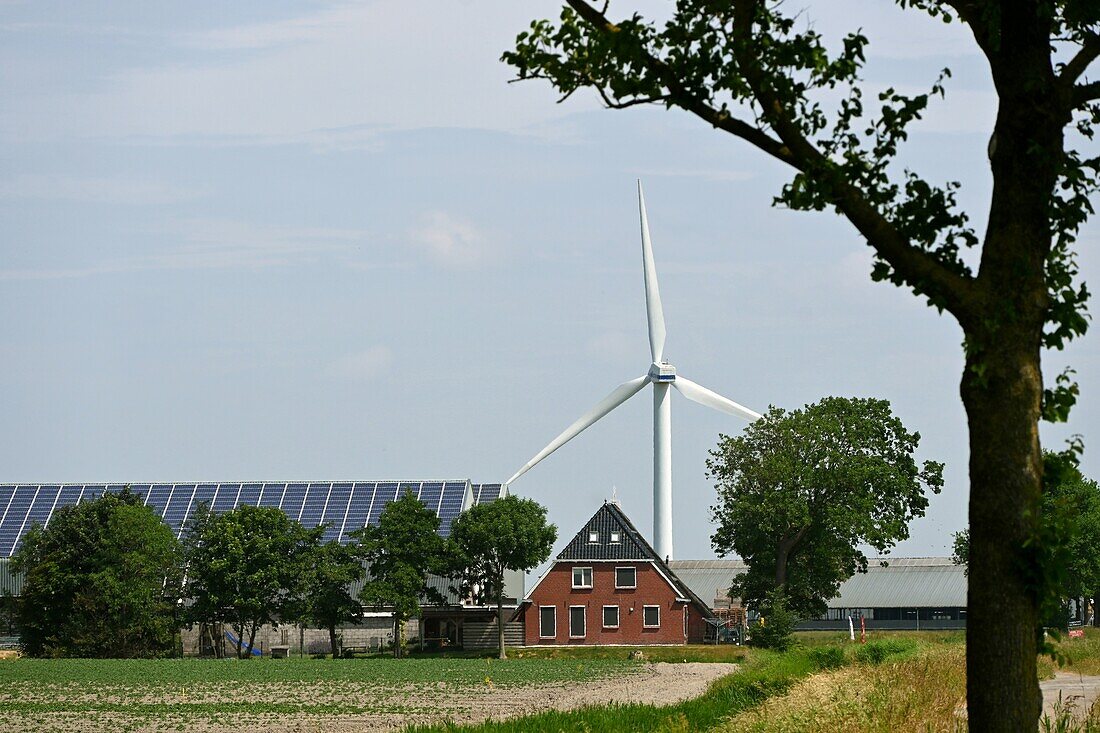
[557,501,652,561]
[554,502,715,619]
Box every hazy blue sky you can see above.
[2,1,1097,562]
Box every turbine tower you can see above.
[506,182,762,560]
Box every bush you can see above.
[747,592,796,651]
[854,638,917,665]
[808,645,846,670]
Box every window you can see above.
[643,605,661,628]
[572,566,593,588]
[539,606,556,639]
[615,566,637,589]
[569,606,586,638]
[610,531,621,543]
[603,605,620,628]
[588,531,599,543]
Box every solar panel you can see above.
[257,482,284,508]
[144,485,172,517]
[368,482,399,526]
[341,482,374,538]
[281,483,308,522]
[321,483,353,542]
[238,483,262,507]
[298,483,329,528]
[162,485,195,533]
[0,479,494,556]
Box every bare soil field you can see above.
[0,659,735,733]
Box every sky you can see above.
[2,1,1098,564]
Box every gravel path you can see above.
[1041,672,1100,723]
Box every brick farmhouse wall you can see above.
[522,561,708,646]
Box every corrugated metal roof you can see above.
[0,559,21,596]
[668,557,967,609]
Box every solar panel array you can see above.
[0,480,503,558]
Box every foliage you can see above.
[953,449,1100,627]
[11,488,183,658]
[709,396,943,618]
[448,495,557,659]
[352,490,449,658]
[747,591,796,651]
[297,540,366,658]
[853,637,919,665]
[182,503,321,659]
[503,2,1100,726]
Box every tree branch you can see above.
[1062,34,1100,85]
[1074,80,1100,107]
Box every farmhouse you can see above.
[518,501,714,645]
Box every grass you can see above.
[406,639,921,733]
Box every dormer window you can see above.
[588,531,599,543]
[610,531,621,543]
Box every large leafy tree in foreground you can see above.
[14,488,183,658]
[504,2,1099,727]
[709,397,944,618]
[449,495,557,660]
[352,491,448,658]
[183,504,320,659]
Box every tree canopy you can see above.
[709,396,943,618]
[352,491,448,658]
[504,2,1099,726]
[13,488,183,658]
[449,495,557,659]
[298,540,366,658]
[182,503,320,659]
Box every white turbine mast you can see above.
[506,181,762,560]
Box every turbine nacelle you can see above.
[648,362,677,383]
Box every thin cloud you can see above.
[0,175,204,205]
[409,213,492,268]
[0,219,369,281]
[327,346,394,380]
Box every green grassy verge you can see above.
[405,638,921,733]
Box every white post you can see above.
[653,382,673,560]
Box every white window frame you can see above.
[610,531,621,543]
[602,605,620,629]
[569,605,587,638]
[588,531,599,543]
[643,605,661,628]
[539,606,557,639]
[615,566,637,589]
[572,566,593,589]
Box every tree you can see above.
[299,541,366,658]
[352,491,448,658]
[709,397,943,618]
[182,504,320,659]
[503,2,1100,726]
[449,495,557,659]
[12,488,183,658]
[953,448,1100,625]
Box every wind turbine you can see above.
[506,182,762,560]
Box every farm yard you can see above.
[0,655,731,733]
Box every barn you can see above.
[518,501,714,645]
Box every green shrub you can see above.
[807,645,846,670]
[747,592,796,652]
[854,638,917,665]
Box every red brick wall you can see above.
[522,561,700,646]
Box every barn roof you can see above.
[668,557,968,610]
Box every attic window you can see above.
[588,531,599,543]
[610,531,621,543]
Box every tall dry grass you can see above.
[718,644,967,733]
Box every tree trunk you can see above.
[393,616,401,659]
[961,327,1044,730]
[329,624,338,659]
[496,570,507,660]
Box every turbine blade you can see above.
[673,376,762,422]
[638,181,667,363]
[507,375,650,485]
